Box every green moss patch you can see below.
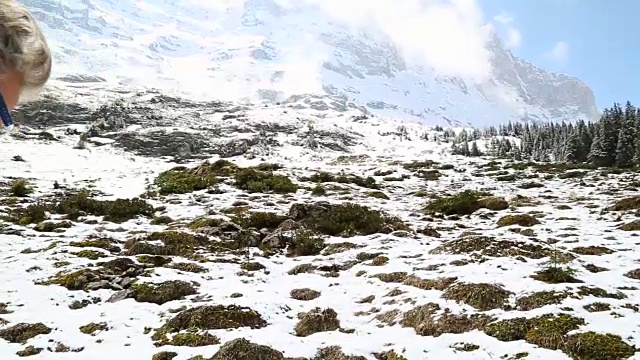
[152,160,296,195]
[16,345,43,356]
[137,255,172,267]
[524,314,585,350]
[290,288,321,301]
[209,338,285,360]
[79,322,108,335]
[564,331,636,359]
[400,303,494,337]
[55,190,153,222]
[0,322,52,343]
[496,214,541,227]
[124,231,212,257]
[313,346,368,360]
[290,202,407,237]
[374,349,408,360]
[4,202,48,224]
[69,237,121,253]
[442,283,512,311]
[619,220,640,231]
[153,160,237,194]
[156,332,220,347]
[294,307,340,337]
[287,229,326,257]
[367,191,390,200]
[7,178,34,197]
[231,211,287,230]
[152,351,178,360]
[152,305,267,342]
[402,275,457,291]
[515,290,571,311]
[607,196,640,211]
[130,280,197,305]
[571,245,615,256]
[424,190,506,215]
[233,168,297,194]
[187,216,224,230]
[40,269,102,290]
[429,235,570,262]
[484,313,585,352]
[6,189,153,224]
[73,249,108,260]
[402,160,439,170]
[478,197,509,211]
[168,262,208,273]
[240,261,265,271]
[531,267,583,284]
[33,220,73,232]
[300,171,380,189]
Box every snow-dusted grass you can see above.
[0,136,640,359]
[0,86,637,359]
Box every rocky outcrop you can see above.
[486,35,599,123]
[12,87,370,161]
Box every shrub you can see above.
[297,202,406,237]
[6,190,153,224]
[425,190,494,215]
[9,178,34,197]
[301,171,379,189]
[231,211,287,230]
[234,168,297,193]
[287,229,326,256]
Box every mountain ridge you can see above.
[22,0,600,127]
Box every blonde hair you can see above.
[0,0,51,91]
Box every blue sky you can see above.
[480,0,637,110]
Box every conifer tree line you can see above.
[440,101,640,167]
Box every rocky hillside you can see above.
[0,85,639,359]
[9,81,442,165]
[23,0,599,127]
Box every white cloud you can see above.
[184,0,497,90]
[505,28,522,48]
[545,41,569,64]
[271,0,495,83]
[491,11,521,49]
[493,11,514,24]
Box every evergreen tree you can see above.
[426,100,640,167]
[576,120,591,162]
[470,141,481,157]
[588,123,609,166]
[564,131,581,163]
[633,107,640,165]
[600,111,618,166]
[616,127,634,167]
[460,141,470,156]
[616,103,636,167]
[512,145,522,161]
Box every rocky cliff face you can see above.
[486,36,599,124]
[23,0,599,127]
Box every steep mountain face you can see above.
[486,37,599,124]
[22,0,599,127]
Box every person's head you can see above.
[0,0,51,120]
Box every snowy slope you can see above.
[21,0,599,127]
[0,84,639,360]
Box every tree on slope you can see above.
[588,124,609,167]
[616,102,636,167]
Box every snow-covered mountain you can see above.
[2,75,640,360]
[22,0,599,127]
